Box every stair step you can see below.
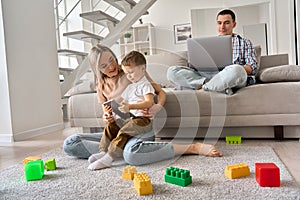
[105,0,136,9]
[58,49,88,57]
[125,0,137,6]
[104,0,149,15]
[63,30,103,42]
[59,67,74,72]
[80,10,120,26]
[124,0,149,15]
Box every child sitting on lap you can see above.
[88,51,155,170]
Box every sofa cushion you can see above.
[161,82,300,118]
[259,65,300,82]
[146,51,188,88]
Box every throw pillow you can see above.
[146,51,188,88]
[259,65,300,82]
[65,80,95,96]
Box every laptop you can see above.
[187,35,232,71]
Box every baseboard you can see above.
[13,123,64,142]
[0,134,14,142]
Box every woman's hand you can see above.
[102,105,114,123]
[141,104,163,119]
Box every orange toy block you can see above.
[122,165,137,180]
[23,156,42,165]
[133,172,153,196]
[225,163,250,179]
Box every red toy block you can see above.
[255,163,280,187]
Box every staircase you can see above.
[55,0,157,97]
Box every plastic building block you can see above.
[225,163,250,179]
[133,172,153,196]
[164,166,192,187]
[226,136,242,144]
[45,158,56,171]
[255,163,280,187]
[24,160,44,181]
[122,165,137,180]
[23,156,42,165]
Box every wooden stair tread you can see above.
[57,49,88,57]
[63,30,103,42]
[80,10,120,26]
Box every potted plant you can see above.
[124,32,132,43]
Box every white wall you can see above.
[141,0,295,63]
[0,0,63,142]
[275,0,294,61]
[0,0,13,142]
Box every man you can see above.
[167,9,257,94]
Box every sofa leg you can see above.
[274,126,284,141]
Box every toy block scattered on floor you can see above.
[164,166,192,187]
[226,136,242,144]
[122,165,137,180]
[225,163,250,179]
[133,172,153,196]
[24,160,44,181]
[45,158,56,171]
[23,156,42,165]
[255,163,280,187]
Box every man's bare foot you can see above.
[192,143,223,157]
[198,88,204,92]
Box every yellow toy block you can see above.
[23,156,42,165]
[133,172,153,196]
[225,163,250,179]
[122,165,137,180]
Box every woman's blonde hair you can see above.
[88,44,121,90]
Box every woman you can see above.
[63,44,222,166]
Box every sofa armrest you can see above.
[259,54,289,70]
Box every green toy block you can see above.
[226,136,242,144]
[24,160,44,181]
[45,158,56,171]
[164,166,192,187]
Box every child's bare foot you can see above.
[193,143,223,157]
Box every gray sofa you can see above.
[67,49,300,140]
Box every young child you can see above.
[88,51,155,170]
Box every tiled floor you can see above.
[1,126,299,186]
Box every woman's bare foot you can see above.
[191,143,223,157]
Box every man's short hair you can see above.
[217,9,236,22]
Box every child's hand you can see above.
[119,100,129,113]
[142,104,163,119]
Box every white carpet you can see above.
[0,146,299,200]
